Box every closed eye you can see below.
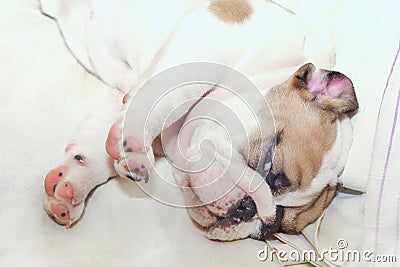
[255,144,275,178]
[263,148,273,174]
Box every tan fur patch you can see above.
[242,81,337,192]
[266,82,337,190]
[208,0,253,24]
[280,185,336,233]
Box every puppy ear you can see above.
[293,63,359,114]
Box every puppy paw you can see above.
[43,143,115,226]
[44,165,77,205]
[43,162,85,226]
[44,197,85,227]
[106,124,155,183]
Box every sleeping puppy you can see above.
[41,0,357,239]
[42,0,307,226]
[106,63,358,241]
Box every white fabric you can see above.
[303,0,400,192]
[363,41,400,257]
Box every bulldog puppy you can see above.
[106,63,358,241]
[42,0,306,225]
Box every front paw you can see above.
[114,151,152,183]
[106,124,154,183]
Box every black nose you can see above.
[228,196,257,223]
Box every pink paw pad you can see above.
[50,202,70,221]
[56,182,74,201]
[106,124,121,160]
[122,137,150,174]
[123,159,147,173]
[44,166,68,197]
[122,136,143,153]
[122,93,130,104]
[122,150,153,183]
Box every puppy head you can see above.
[242,63,358,232]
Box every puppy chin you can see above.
[202,197,282,241]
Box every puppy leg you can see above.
[107,73,216,182]
[220,150,277,225]
[44,90,123,226]
[235,166,277,223]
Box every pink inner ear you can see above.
[326,76,352,98]
[308,71,352,98]
[308,72,330,96]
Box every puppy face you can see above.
[242,63,358,232]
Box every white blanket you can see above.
[2,0,400,266]
[363,41,400,258]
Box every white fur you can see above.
[41,0,306,89]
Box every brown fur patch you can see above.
[266,83,337,190]
[280,185,336,233]
[241,79,337,193]
[208,0,253,24]
[242,81,337,194]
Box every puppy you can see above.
[107,63,358,241]
[42,0,305,226]
[41,0,358,239]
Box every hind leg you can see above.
[43,90,123,226]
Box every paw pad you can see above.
[44,166,68,197]
[122,137,143,153]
